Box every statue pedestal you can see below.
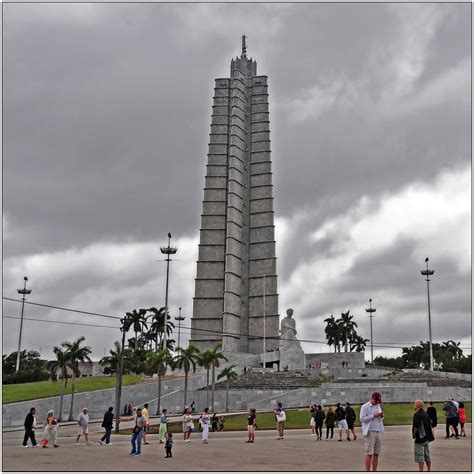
[279,340,306,371]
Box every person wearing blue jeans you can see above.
[120,407,146,456]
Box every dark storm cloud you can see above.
[3,3,470,358]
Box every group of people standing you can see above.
[309,402,357,441]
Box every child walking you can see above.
[165,432,173,458]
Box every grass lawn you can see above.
[3,375,142,404]
[121,402,471,435]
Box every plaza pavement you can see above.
[3,423,471,471]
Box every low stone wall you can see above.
[4,379,471,427]
[305,367,393,379]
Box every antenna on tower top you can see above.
[241,35,247,58]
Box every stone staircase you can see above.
[211,371,316,390]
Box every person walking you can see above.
[336,402,350,441]
[345,402,357,440]
[41,410,60,448]
[325,406,336,440]
[315,405,325,440]
[412,400,434,472]
[360,391,384,472]
[164,432,173,458]
[23,407,38,448]
[159,409,168,444]
[99,407,114,446]
[76,407,93,445]
[442,400,459,439]
[458,402,466,437]
[200,408,211,444]
[142,403,150,445]
[275,402,286,440]
[120,407,146,456]
[182,408,193,443]
[247,408,256,443]
[426,402,437,438]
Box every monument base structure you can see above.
[278,308,306,371]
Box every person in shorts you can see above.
[76,407,93,445]
[412,400,434,472]
[345,402,357,440]
[246,408,256,443]
[360,392,384,471]
[335,402,350,441]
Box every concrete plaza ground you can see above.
[3,422,471,471]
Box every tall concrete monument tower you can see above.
[190,37,279,355]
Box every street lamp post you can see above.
[160,232,178,351]
[174,307,185,350]
[115,315,131,433]
[365,298,376,364]
[16,276,32,372]
[262,275,266,373]
[420,257,435,372]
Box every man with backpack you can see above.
[412,400,434,472]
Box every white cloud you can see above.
[277,163,470,353]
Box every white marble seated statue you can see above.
[281,308,297,340]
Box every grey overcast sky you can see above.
[3,3,471,360]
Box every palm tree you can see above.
[100,341,133,374]
[217,365,238,412]
[207,345,228,410]
[197,349,214,409]
[324,315,340,352]
[126,309,149,351]
[339,311,358,352]
[147,307,175,351]
[146,348,174,415]
[349,334,369,352]
[173,345,200,407]
[47,346,72,422]
[64,337,92,421]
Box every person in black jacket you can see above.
[314,405,325,440]
[412,400,434,472]
[99,407,114,446]
[345,402,357,440]
[325,407,336,439]
[426,401,437,437]
[23,407,37,448]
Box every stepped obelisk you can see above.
[190,37,279,355]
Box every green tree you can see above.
[349,333,369,352]
[126,309,149,351]
[217,365,238,412]
[197,349,214,409]
[207,345,228,410]
[147,307,175,351]
[63,337,92,421]
[174,345,200,407]
[47,346,72,422]
[339,310,358,352]
[324,315,341,352]
[146,348,174,415]
[100,341,133,375]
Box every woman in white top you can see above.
[199,408,210,444]
[181,408,193,443]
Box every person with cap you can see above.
[76,407,93,445]
[360,391,384,471]
[120,407,146,456]
[412,400,434,472]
